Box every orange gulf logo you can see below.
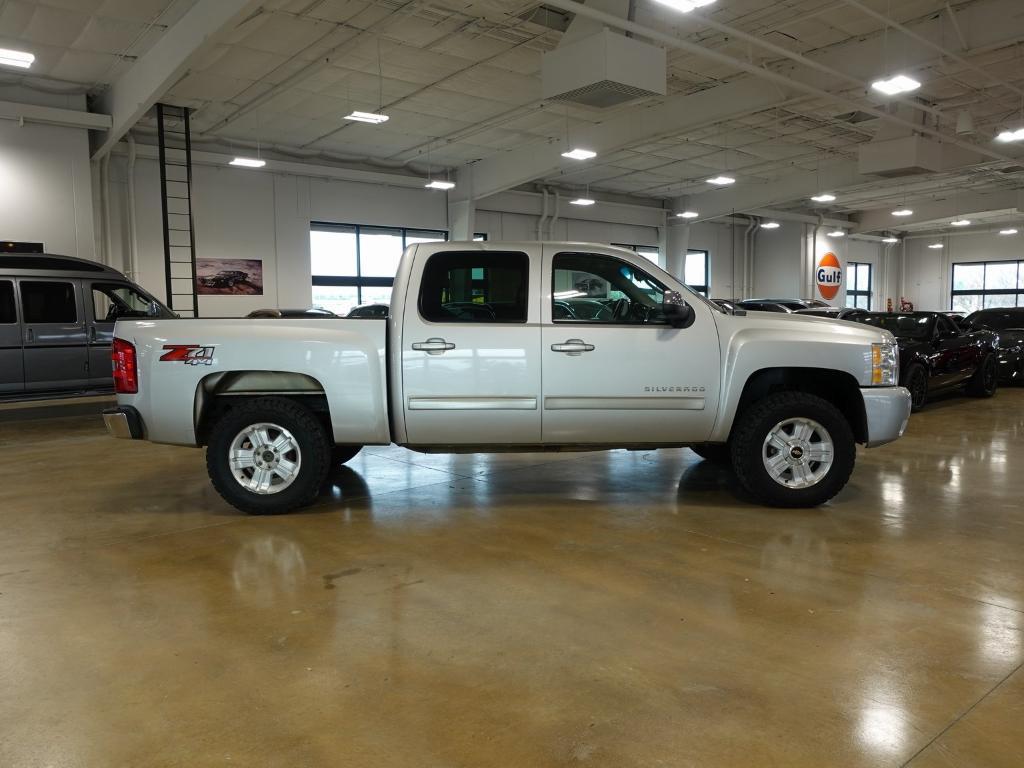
[816,252,842,300]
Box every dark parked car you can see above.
[198,270,249,289]
[964,308,1024,384]
[0,253,173,399]
[247,307,339,318]
[852,311,999,411]
[795,307,871,321]
[346,303,389,318]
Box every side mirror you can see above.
[662,291,695,328]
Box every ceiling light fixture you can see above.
[0,48,34,69]
[892,208,914,217]
[828,229,846,237]
[676,211,699,219]
[761,221,780,230]
[570,197,596,206]
[811,193,836,203]
[561,148,597,160]
[425,179,455,190]
[996,128,1024,143]
[707,175,736,186]
[999,228,1018,235]
[344,111,389,124]
[882,237,900,244]
[928,243,944,249]
[652,0,716,13]
[950,219,971,227]
[229,157,266,168]
[871,75,921,96]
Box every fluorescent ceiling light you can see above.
[828,229,846,237]
[999,228,1018,235]
[811,193,836,203]
[561,148,597,160]
[229,157,266,168]
[760,221,780,229]
[950,219,971,227]
[652,0,716,13]
[871,75,921,96]
[892,208,913,217]
[996,128,1024,143]
[928,243,944,249]
[882,237,900,244]
[345,111,389,124]
[425,180,455,190]
[707,175,736,185]
[570,197,596,206]
[676,211,699,219]
[0,48,34,69]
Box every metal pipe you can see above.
[126,133,140,280]
[100,154,112,267]
[548,189,560,239]
[743,216,757,297]
[537,187,549,241]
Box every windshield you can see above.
[859,313,935,339]
[967,310,1024,331]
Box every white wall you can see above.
[0,88,95,260]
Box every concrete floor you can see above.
[2,392,1023,767]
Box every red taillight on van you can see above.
[111,338,138,394]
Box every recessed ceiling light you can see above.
[811,193,836,203]
[828,229,846,237]
[707,175,736,185]
[999,228,1019,235]
[561,148,597,160]
[871,75,921,95]
[570,197,596,206]
[883,237,900,244]
[950,219,971,227]
[760,221,780,230]
[425,180,455,190]
[0,48,34,69]
[676,211,699,219]
[229,157,266,168]
[892,208,914,217]
[345,111,389,124]
[928,243,944,249]
[996,128,1024,143]
[652,0,716,13]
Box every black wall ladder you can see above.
[156,103,199,317]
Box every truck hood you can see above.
[717,309,895,345]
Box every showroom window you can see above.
[552,252,671,325]
[845,262,872,309]
[612,245,710,296]
[310,223,447,315]
[419,251,529,323]
[950,260,1024,312]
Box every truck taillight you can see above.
[111,338,138,394]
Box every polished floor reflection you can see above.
[2,391,1024,767]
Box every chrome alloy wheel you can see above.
[228,422,302,495]
[761,417,834,489]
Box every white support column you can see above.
[665,223,690,282]
[448,199,476,241]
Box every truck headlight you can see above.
[871,342,898,386]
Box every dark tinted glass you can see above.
[0,281,15,323]
[419,251,528,323]
[859,313,935,339]
[967,309,1024,330]
[21,281,77,323]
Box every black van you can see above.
[0,254,174,398]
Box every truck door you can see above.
[540,248,721,444]
[400,248,542,444]
[0,279,24,395]
[19,278,89,393]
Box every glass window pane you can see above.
[858,264,871,292]
[312,285,359,316]
[984,293,1018,309]
[311,227,357,277]
[405,229,447,247]
[20,281,76,323]
[953,264,984,291]
[359,227,404,278]
[685,251,706,286]
[637,247,659,265]
[951,293,983,313]
[553,252,668,325]
[985,262,1017,290]
[92,284,155,320]
[846,265,856,292]
[420,251,529,323]
[0,281,16,323]
[359,285,393,307]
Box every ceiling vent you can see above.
[542,30,666,108]
[518,4,572,32]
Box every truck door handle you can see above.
[412,338,456,355]
[26,328,33,343]
[551,339,595,356]
[89,326,97,342]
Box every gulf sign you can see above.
[816,252,842,300]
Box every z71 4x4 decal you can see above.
[159,344,216,366]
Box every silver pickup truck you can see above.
[104,241,911,514]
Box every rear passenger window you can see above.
[0,281,15,324]
[20,281,77,324]
[419,251,529,323]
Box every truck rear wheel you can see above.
[730,391,855,508]
[206,397,331,515]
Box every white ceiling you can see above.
[2,0,1024,234]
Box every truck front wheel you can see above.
[730,392,855,508]
[206,397,331,515]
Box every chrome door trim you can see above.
[408,396,538,411]
[544,396,706,410]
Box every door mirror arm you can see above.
[663,291,695,329]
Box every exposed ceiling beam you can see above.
[91,0,262,160]
[851,190,1024,233]
[0,100,111,131]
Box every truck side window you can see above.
[20,281,77,324]
[0,281,15,324]
[553,252,668,325]
[419,251,529,323]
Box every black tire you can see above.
[690,444,731,463]
[966,354,998,398]
[331,445,363,466]
[730,391,855,508]
[206,397,331,515]
[904,364,929,412]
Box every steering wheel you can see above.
[610,297,631,322]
